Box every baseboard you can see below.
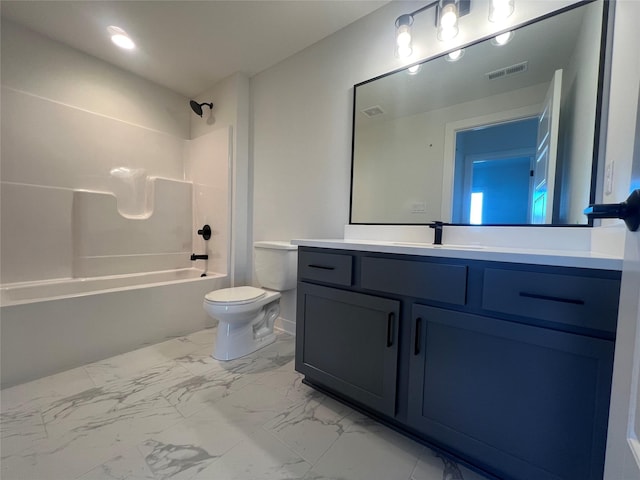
[274,316,295,336]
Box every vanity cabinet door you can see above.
[295,282,400,417]
[408,304,614,480]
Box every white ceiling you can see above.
[0,0,389,98]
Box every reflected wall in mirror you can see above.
[351,0,607,225]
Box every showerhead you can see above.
[190,100,214,117]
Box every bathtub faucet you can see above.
[190,254,209,261]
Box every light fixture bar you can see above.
[394,0,473,56]
[407,0,440,18]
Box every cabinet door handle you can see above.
[519,291,585,305]
[386,312,395,347]
[414,317,422,355]
[308,264,335,271]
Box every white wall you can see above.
[252,0,578,236]
[602,5,640,478]
[251,0,578,327]
[0,19,234,284]
[191,73,251,287]
[557,0,603,224]
[186,127,232,276]
[1,19,190,138]
[602,0,640,212]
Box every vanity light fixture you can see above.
[107,26,135,50]
[394,0,470,57]
[445,48,465,61]
[437,0,460,41]
[492,31,514,46]
[489,0,515,22]
[395,14,414,58]
[393,0,515,57]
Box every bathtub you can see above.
[0,268,229,388]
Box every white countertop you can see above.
[292,238,624,271]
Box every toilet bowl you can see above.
[203,241,297,360]
[204,286,281,360]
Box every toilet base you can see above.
[212,326,277,361]
[204,289,281,361]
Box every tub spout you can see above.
[190,254,208,261]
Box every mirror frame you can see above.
[349,0,613,227]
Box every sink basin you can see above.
[391,242,486,250]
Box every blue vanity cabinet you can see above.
[295,246,621,480]
[408,304,614,480]
[295,251,400,417]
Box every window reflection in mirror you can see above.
[350,0,607,226]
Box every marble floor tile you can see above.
[412,448,492,480]
[0,407,48,457]
[173,345,222,377]
[263,394,353,465]
[84,337,201,387]
[2,395,183,480]
[161,367,258,418]
[191,428,311,480]
[75,447,156,480]
[307,411,425,480]
[412,448,465,480]
[135,411,258,480]
[175,338,289,378]
[0,365,96,412]
[182,327,217,346]
[1,328,490,480]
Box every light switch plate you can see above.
[410,202,426,213]
[605,162,614,195]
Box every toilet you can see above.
[203,241,298,360]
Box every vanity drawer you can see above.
[482,268,620,333]
[298,250,353,286]
[360,257,467,305]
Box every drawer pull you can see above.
[414,317,422,355]
[519,291,585,306]
[387,313,395,347]
[308,264,336,271]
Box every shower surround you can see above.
[0,85,232,388]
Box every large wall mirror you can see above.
[350,0,608,226]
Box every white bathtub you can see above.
[0,269,229,388]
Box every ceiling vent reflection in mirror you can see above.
[486,61,528,80]
[361,105,386,118]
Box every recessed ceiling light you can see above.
[407,65,421,75]
[107,26,135,50]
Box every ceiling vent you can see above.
[486,61,528,80]
[361,105,385,118]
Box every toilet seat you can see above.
[205,286,266,305]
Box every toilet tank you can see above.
[254,241,298,291]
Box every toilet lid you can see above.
[205,286,266,305]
